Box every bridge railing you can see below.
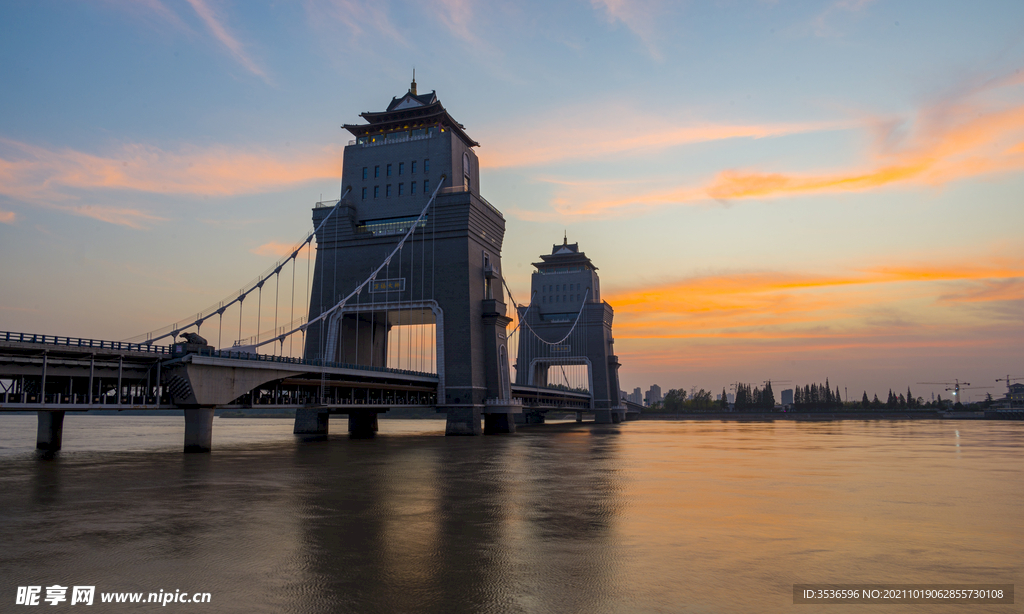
[196,347,436,379]
[1,331,172,354]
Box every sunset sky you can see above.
[2,1,1022,402]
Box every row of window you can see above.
[543,294,582,303]
[361,180,430,200]
[543,283,582,293]
[363,159,429,180]
[538,266,590,274]
[356,126,442,145]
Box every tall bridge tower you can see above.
[304,78,514,434]
[515,237,624,423]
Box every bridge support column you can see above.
[594,409,613,424]
[294,408,329,435]
[36,411,64,453]
[483,412,516,434]
[445,407,482,435]
[183,408,215,453]
[611,410,623,424]
[576,411,583,423]
[348,412,378,438]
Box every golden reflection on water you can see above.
[0,417,1019,613]
[614,420,1022,613]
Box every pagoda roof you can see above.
[342,89,479,147]
[532,239,598,270]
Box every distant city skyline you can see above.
[1,1,1022,401]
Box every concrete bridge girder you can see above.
[164,360,296,406]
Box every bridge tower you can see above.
[302,78,515,435]
[515,237,624,423]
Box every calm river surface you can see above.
[0,416,1020,613]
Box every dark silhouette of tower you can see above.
[515,237,624,423]
[302,79,514,434]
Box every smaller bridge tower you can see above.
[515,237,624,423]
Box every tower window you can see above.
[411,181,417,194]
[399,162,404,175]
[423,179,429,192]
[374,186,379,198]
[361,187,366,200]
[387,164,392,177]
[463,152,471,191]
[374,165,380,178]
[411,160,417,173]
[362,167,367,180]
[424,159,429,173]
[386,184,392,197]
[398,183,404,196]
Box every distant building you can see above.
[628,387,642,405]
[781,389,794,406]
[1008,383,1024,407]
[728,393,735,404]
[645,384,662,406]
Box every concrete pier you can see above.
[594,409,613,424]
[36,411,65,453]
[294,407,330,435]
[348,412,378,438]
[576,411,583,423]
[183,408,215,453]
[483,412,516,434]
[445,407,482,435]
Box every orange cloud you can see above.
[0,138,341,200]
[536,75,1024,218]
[0,210,15,224]
[251,240,313,259]
[604,261,1024,341]
[706,104,1024,200]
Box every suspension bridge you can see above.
[0,80,633,453]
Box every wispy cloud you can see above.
[433,0,480,47]
[590,0,665,59]
[66,205,168,230]
[307,0,405,44]
[0,138,340,228]
[811,0,877,38]
[533,73,1024,218]
[705,103,1024,200]
[0,138,340,201]
[481,111,835,169]
[251,240,313,259]
[0,209,16,224]
[184,0,271,83]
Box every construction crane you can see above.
[917,379,993,404]
[996,376,1024,408]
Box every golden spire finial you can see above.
[563,231,567,245]
[410,68,417,95]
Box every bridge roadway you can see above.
[0,331,619,453]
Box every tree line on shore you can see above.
[649,379,957,413]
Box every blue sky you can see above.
[2,0,1023,401]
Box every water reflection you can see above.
[0,418,1020,613]
[287,427,627,614]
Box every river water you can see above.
[0,415,1020,613]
